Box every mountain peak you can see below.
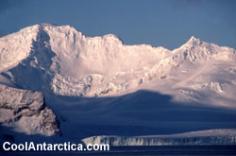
[186,36,201,45]
[175,36,203,50]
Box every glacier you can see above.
[82,129,236,146]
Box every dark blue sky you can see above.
[0,0,235,49]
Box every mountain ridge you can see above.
[1,24,235,74]
[0,24,235,101]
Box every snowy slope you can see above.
[0,25,39,72]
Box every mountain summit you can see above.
[186,36,201,45]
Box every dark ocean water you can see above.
[1,145,236,156]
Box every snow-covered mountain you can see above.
[0,24,236,138]
[1,24,171,97]
[1,24,235,101]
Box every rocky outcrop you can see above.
[0,84,58,136]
